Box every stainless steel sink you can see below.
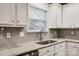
[36,40,57,45]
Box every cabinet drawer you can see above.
[55,42,65,50]
[67,42,76,47]
[67,42,79,48]
[39,46,54,56]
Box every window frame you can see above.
[27,4,47,32]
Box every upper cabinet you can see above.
[63,4,79,28]
[63,4,73,28]
[0,3,15,26]
[56,4,63,28]
[48,3,79,29]
[73,4,79,28]
[16,3,27,26]
[47,4,57,28]
[47,4,62,28]
[0,3,27,27]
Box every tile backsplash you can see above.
[50,29,79,39]
[2,27,79,50]
[0,27,49,50]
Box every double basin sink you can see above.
[36,40,57,45]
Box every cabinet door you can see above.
[0,3,15,25]
[39,45,54,56]
[54,42,66,56]
[55,50,66,56]
[47,4,62,28]
[67,42,79,56]
[16,3,27,26]
[69,4,79,28]
[63,4,73,28]
[47,4,57,28]
[67,47,78,56]
[55,47,66,56]
[56,4,62,28]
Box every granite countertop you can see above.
[0,38,79,56]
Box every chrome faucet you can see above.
[39,29,44,41]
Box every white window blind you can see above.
[27,5,47,32]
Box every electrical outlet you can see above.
[6,33,11,38]
[71,31,74,35]
[19,32,24,37]
[54,31,57,35]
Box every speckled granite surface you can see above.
[0,38,79,56]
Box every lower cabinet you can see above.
[39,42,66,56]
[55,50,66,56]
[17,41,79,56]
[66,42,79,56]
[54,48,66,56]
[45,52,55,56]
[39,45,54,56]
[38,41,79,56]
[54,42,66,56]
[67,47,78,56]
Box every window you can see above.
[27,5,47,32]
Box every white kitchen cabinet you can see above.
[39,42,66,56]
[63,4,73,28]
[55,42,65,50]
[0,3,27,27]
[48,3,79,28]
[63,4,79,28]
[47,4,62,28]
[16,3,27,26]
[56,4,63,28]
[39,45,54,56]
[66,42,79,56]
[47,4,57,28]
[54,42,66,56]
[0,3,15,25]
[67,4,79,28]
[67,46,79,56]
[55,49,66,56]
